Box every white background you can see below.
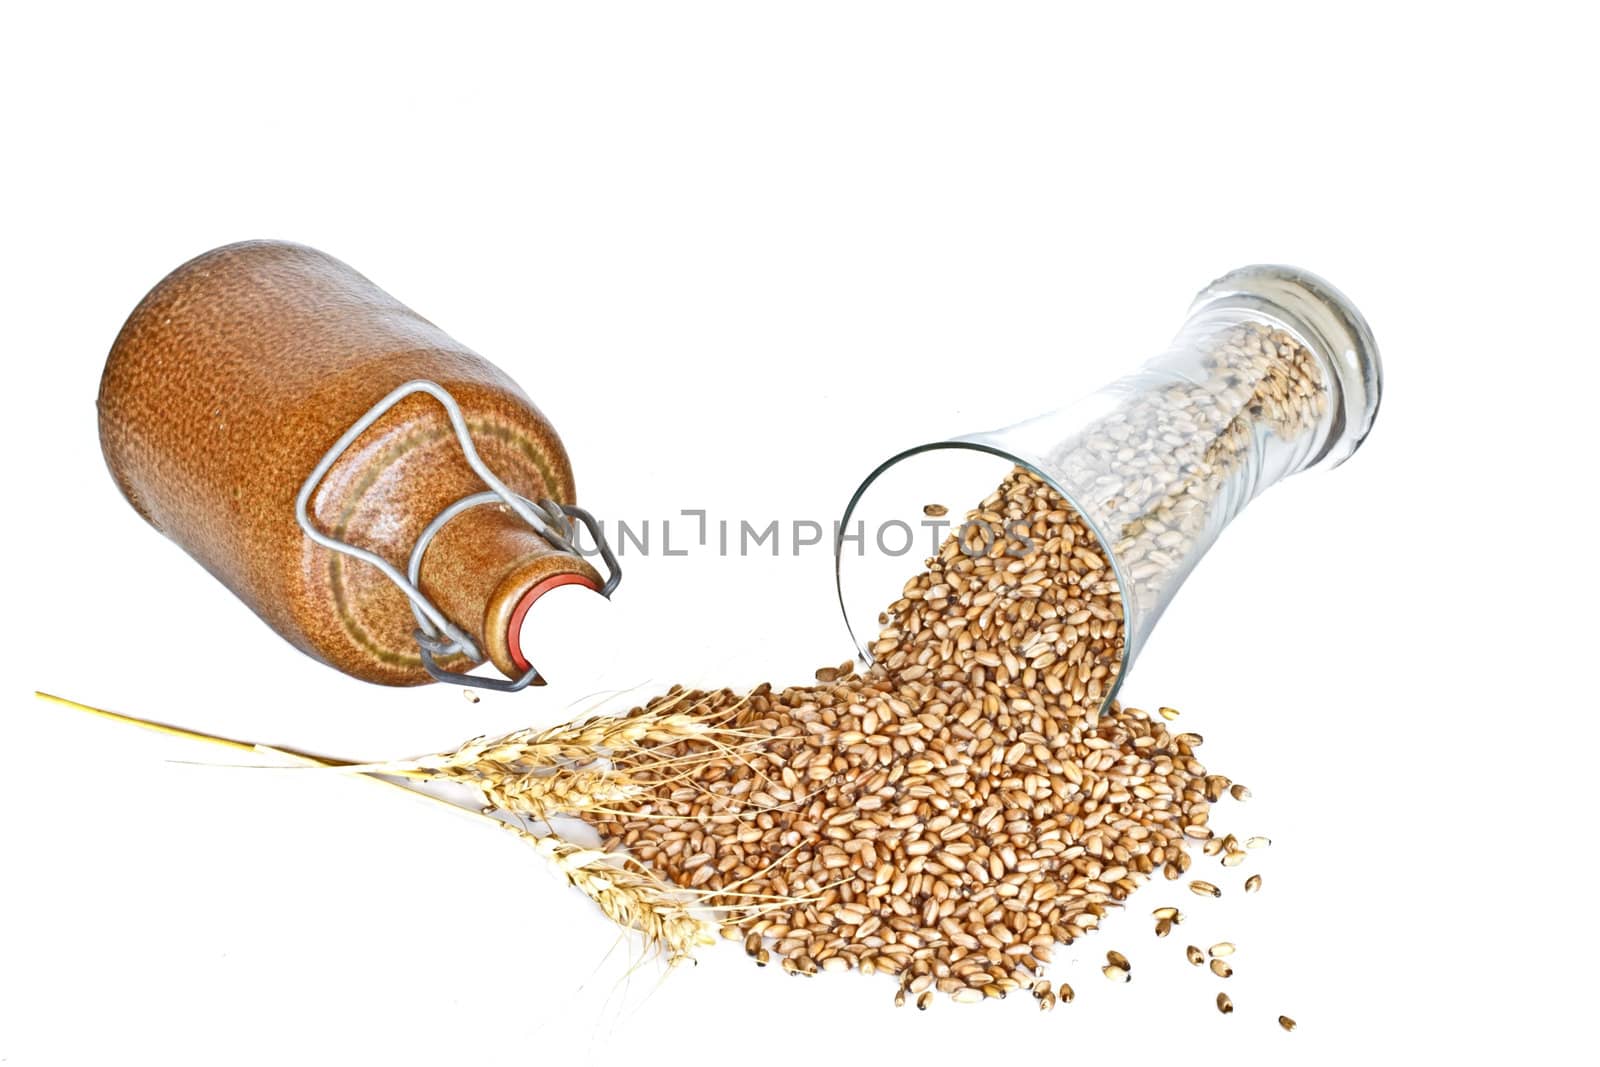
[3,3,1596,1064]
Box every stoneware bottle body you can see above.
[98,240,600,686]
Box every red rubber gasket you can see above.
[505,571,603,672]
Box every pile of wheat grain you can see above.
[582,467,1244,1001]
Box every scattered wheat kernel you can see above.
[1186,945,1205,966]
[1230,783,1251,801]
[1102,964,1130,983]
[1190,880,1221,898]
[1210,959,1233,978]
[1278,1015,1297,1032]
[916,992,932,1011]
[1159,706,1180,720]
[1217,992,1234,1015]
[1155,918,1172,938]
[1107,950,1131,970]
[1152,906,1180,920]
[1038,991,1056,1011]
[1209,942,1235,958]
[923,503,949,518]
[894,988,906,1008]
[1058,981,1074,1003]
[814,666,838,683]
[1246,836,1271,849]
[1245,874,1263,893]
[462,689,480,704]
[952,987,984,1004]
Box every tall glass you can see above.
[834,265,1382,707]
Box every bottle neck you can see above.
[417,503,603,681]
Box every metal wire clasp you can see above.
[294,380,621,692]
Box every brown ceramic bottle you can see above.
[98,240,610,687]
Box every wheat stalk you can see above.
[31,691,733,963]
[515,832,715,964]
[464,767,645,819]
[330,688,767,825]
